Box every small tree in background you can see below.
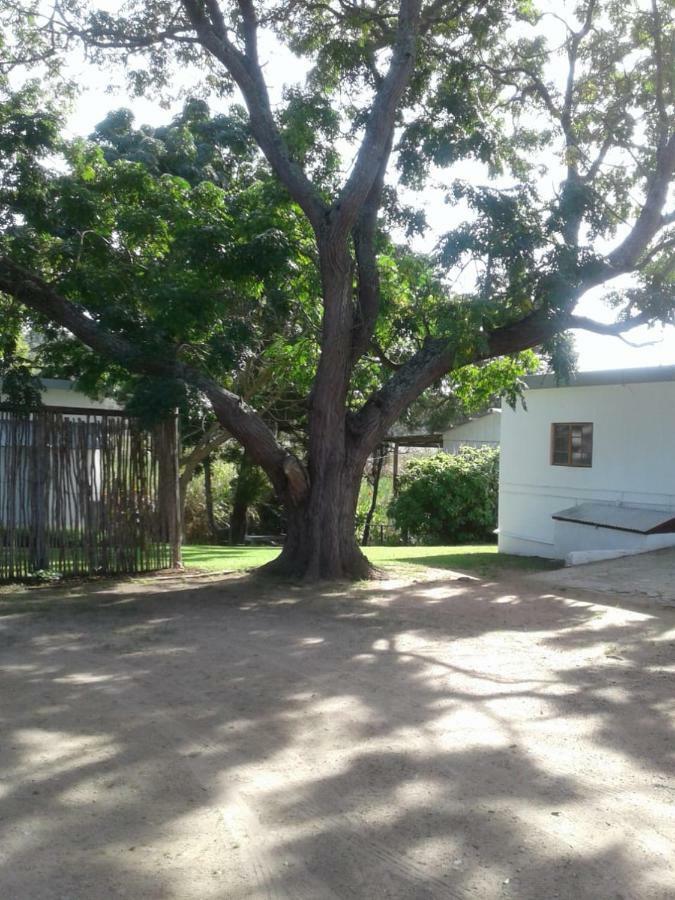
[389,447,499,545]
[184,458,237,543]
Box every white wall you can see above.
[0,379,120,411]
[443,410,500,451]
[40,381,120,411]
[498,380,675,558]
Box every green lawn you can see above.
[182,543,558,577]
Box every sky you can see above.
[55,3,675,374]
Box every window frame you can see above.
[550,422,593,468]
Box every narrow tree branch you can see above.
[179,422,232,513]
[584,131,614,182]
[332,0,422,238]
[179,0,327,232]
[180,421,230,468]
[565,312,652,335]
[607,133,675,273]
[370,339,404,371]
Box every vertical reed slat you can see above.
[0,408,178,582]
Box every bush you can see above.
[388,447,499,544]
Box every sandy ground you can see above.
[0,568,674,900]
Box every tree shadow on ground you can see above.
[0,572,673,899]
[385,550,560,576]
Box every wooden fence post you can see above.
[168,413,182,569]
[29,413,49,572]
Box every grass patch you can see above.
[365,544,558,576]
[182,543,558,577]
[181,544,280,572]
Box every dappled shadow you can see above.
[387,550,560,576]
[0,570,673,898]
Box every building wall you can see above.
[0,379,120,412]
[498,381,675,558]
[442,411,500,452]
[38,381,120,411]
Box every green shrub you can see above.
[388,447,499,544]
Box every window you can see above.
[551,423,593,467]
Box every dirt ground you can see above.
[1,568,673,900]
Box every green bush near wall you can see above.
[388,447,499,544]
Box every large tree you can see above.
[1,0,673,578]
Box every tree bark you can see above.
[362,444,386,547]
[229,497,247,545]
[261,248,373,579]
[203,455,218,543]
[264,461,371,580]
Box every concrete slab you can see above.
[531,546,675,606]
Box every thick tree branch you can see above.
[0,256,309,499]
[350,134,393,363]
[606,133,675,274]
[348,335,454,462]
[349,305,655,459]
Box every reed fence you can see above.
[0,407,180,581]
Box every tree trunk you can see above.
[261,248,375,579]
[230,451,253,545]
[203,455,218,543]
[230,500,247,546]
[361,443,385,547]
[230,497,247,545]
[265,462,372,580]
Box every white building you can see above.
[442,408,501,454]
[0,378,121,414]
[498,366,675,561]
[14,379,120,412]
